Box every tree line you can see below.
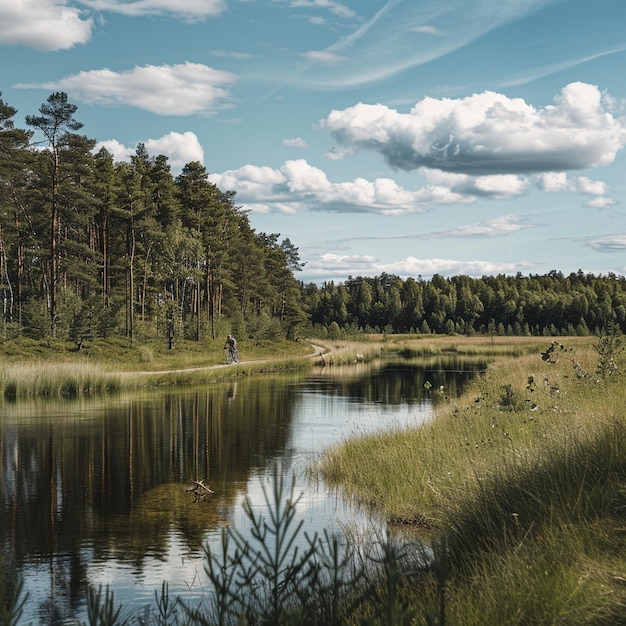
[301,271,626,337]
[0,91,307,345]
[2,91,625,347]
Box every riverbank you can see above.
[318,334,626,623]
[0,335,318,397]
[0,333,550,398]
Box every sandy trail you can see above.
[118,342,328,377]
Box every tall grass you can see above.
[318,337,626,623]
[0,337,314,397]
[0,361,122,398]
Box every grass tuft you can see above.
[0,361,121,398]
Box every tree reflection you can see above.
[0,361,480,623]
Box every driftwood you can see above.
[185,480,214,502]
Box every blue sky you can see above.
[1,0,626,284]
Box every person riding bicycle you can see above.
[224,334,238,363]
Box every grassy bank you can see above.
[318,335,626,623]
[0,335,314,398]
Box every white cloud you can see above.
[302,252,540,283]
[324,146,355,161]
[144,131,205,169]
[274,0,356,19]
[0,0,93,50]
[16,63,237,116]
[377,257,540,279]
[537,172,572,193]
[209,159,491,215]
[321,83,626,175]
[584,196,615,209]
[425,170,530,199]
[302,50,346,65]
[433,214,533,238]
[95,131,204,170]
[410,25,443,36]
[78,0,226,20]
[537,172,614,207]
[282,137,310,148]
[576,177,610,196]
[301,253,380,281]
[587,234,626,252]
[95,139,135,163]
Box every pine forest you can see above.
[1,91,626,346]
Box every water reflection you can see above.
[0,358,483,623]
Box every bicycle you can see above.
[225,346,239,364]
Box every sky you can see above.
[1,0,626,285]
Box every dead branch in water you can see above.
[185,479,214,502]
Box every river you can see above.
[0,357,483,624]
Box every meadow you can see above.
[318,333,626,624]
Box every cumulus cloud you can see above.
[538,172,610,195]
[585,196,615,209]
[0,0,93,50]
[95,131,204,170]
[377,257,540,279]
[425,170,530,199]
[211,159,529,215]
[15,63,237,116]
[321,83,626,175]
[95,139,135,163]
[210,159,513,215]
[78,0,226,20]
[538,171,614,208]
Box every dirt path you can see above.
[118,341,328,378]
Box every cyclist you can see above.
[224,335,239,363]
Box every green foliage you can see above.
[319,339,626,623]
[176,467,424,626]
[1,92,307,346]
[187,468,321,624]
[596,321,624,379]
[303,271,626,337]
[84,585,128,626]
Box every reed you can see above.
[0,361,122,398]
[0,337,313,396]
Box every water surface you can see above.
[0,357,482,623]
